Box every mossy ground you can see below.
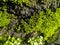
[0,0,60,45]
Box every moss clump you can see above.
[0,11,10,27]
[20,8,60,44]
[4,36,22,45]
[0,0,60,45]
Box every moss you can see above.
[34,8,60,41]
[0,0,60,45]
[4,36,22,45]
[0,11,10,27]
[20,8,60,43]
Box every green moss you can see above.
[0,0,60,44]
[34,8,60,41]
[10,0,30,6]
[20,8,60,43]
[4,36,22,45]
[28,36,44,45]
[10,0,36,7]
[0,11,11,27]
